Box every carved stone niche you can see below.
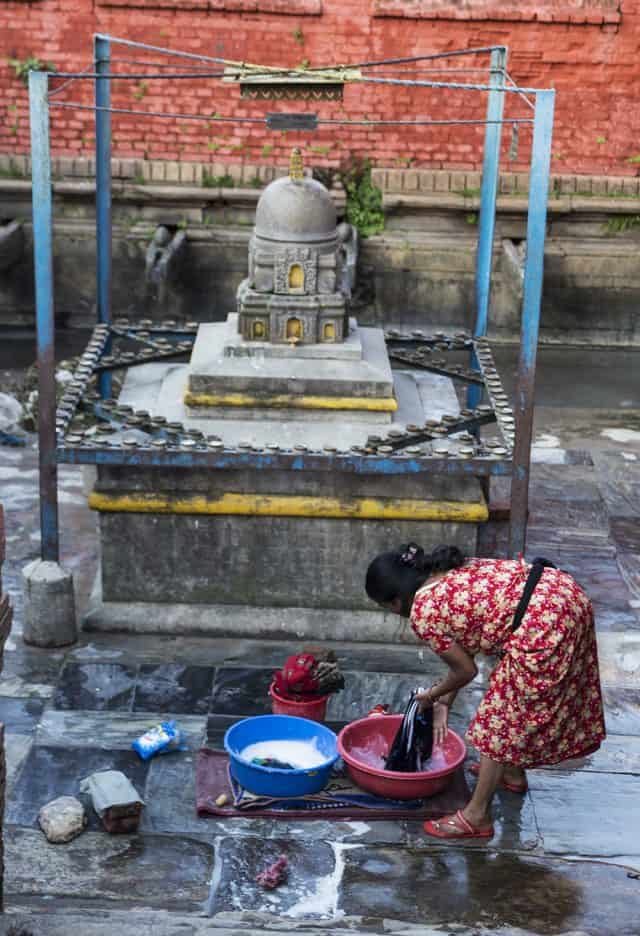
[274,247,318,296]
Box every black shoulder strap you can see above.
[510,557,557,633]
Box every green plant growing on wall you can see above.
[133,81,149,102]
[261,144,274,157]
[458,186,481,198]
[466,212,478,225]
[292,26,305,45]
[7,103,20,136]
[8,55,56,86]
[202,171,235,188]
[0,162,27,179]
[249,175,263,189]
[603,215,640,235]
[595,136,607,144]
[627,154,640,164]
[340,158,385,238]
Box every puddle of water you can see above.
[601,428,640,444]
[284,842,360,919]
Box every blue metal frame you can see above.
[509,89,555,556]
[95,35,113,400]
[29,70,59,563]
[28,38,555,565]
[468,46,506,411]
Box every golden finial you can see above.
[289,147,304,181]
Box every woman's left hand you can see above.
[432,701,449,745]
[415,688,434,712]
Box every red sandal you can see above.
[468,761,528,794]
[423,809,494,840]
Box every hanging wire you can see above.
[359,75,544,94]
[48,102,264,123]
[50,71,234,80]
[503,70,536,111]
[48,61,98,96]
[46,68,542,97]
[96,34,506,71]
[47,100,534,128]
[324,46,507,69]
[108,57,232,72]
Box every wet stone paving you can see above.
[1,397,640,934]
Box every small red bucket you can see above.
[269,682,329,722]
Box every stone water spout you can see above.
[0,220,25,272]
[144,225,187,314]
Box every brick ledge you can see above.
[2,154,639,201]
[97,0,322,11]
[372,0,621,24]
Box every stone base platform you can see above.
[87,366,487,637]
[185,317,396,421]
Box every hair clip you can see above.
[400,544,418,566]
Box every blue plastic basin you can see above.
[224,715,339,797]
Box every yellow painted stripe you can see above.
[183,390,398,412]
[88,491,488,522]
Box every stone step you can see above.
[0,906,554,936]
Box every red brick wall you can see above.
[1,0,639,177]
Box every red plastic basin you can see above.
[269,682,329,722]
[337,714,466,800]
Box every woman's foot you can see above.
[468,761,528,794]
[423,808,494,840]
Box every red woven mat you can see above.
[196,748,469,820]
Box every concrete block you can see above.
[165,161,180,183]
[463,171,480,190]
[118,159,138,179]
[449,171,467,193]
[22,559,77,648]
[403,170,419,192]
[433,172,450,193]
[386,169,404,193]
[98,512,479,613]
[371,168,387,190]
[418,170,435,192]
[499,172,517,194]
[179,162,197,184]
[150,161,166,183]
[591,176,609,195]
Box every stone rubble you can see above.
[37,796,86,845]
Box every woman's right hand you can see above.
[432,700,449,746]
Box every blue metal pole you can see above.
[29,70,59,563]
[95,34,113,399]
[509,89,555,557]
[468,46,506,410]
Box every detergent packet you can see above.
[132,720,184,760]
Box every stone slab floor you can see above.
[1,345,640,935]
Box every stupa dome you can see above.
[254,149,337,244]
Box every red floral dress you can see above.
[410,558,606,767]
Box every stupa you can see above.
[237,147,352,345]
[183,149,396,422]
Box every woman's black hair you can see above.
[365,543,465,609]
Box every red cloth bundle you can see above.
[273,654,320,699]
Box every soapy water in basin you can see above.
[240,738,326,769]
[349,740,449,773]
